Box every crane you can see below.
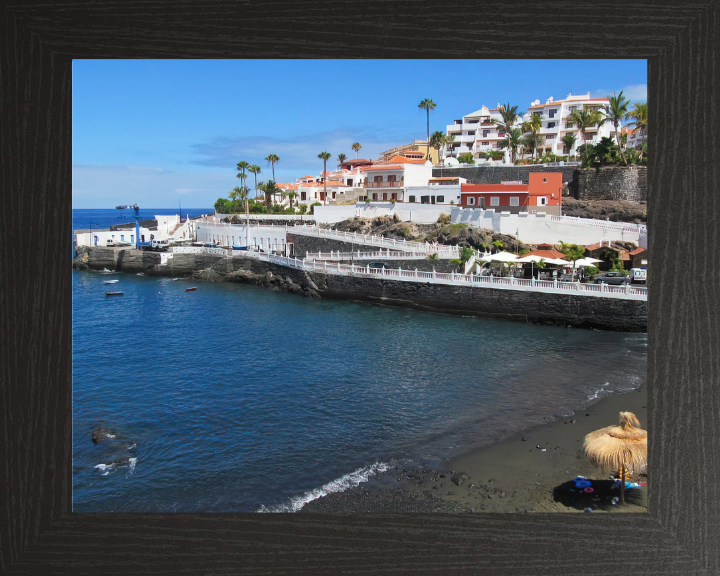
[115,204,142,249]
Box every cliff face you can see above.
[73,247,646,332]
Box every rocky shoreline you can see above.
[72,246,646,332]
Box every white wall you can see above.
[314,202,453,225]
[196,222,288,251]
[451,207,643,245]
[405,185,461,204]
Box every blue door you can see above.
[94,236,98,246]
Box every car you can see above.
[629,268,647,284]
[594,272,631,285]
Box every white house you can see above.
[74,213,198,248]
[358,156,433,202]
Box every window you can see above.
[347,179,353,186]
[549,109,557,118]
[569,106,577,112]
[482,141,489,145]
[373,193,378,200]
[409,195,416,202]
[538,197,548,206]
[510,197,519,206]
[468,197,475,205]
[543,177,547,183]
[483,130,490,137]
[374,175,383,182]
[387,175,396,182]
[437,196,444,203]
[490,197,500,206]
[547,122,555,128]
[121,235,125,241]
[545,134,554,140]
[420,196,430,204]
[130,235,134,244]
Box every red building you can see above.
[459,172,563,215]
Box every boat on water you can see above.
[104,280,119,285]
[185,287,197,292]
[105,291,124,296]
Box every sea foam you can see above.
[257,461,390,513]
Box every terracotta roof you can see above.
[277,183,298,191]
[522,249,567,260]
[341,159,373,165]
[461,184,528,192]
[387,155,427,164]
[298,180,347,187]
[360,164,406,171]
[584,242,604,251]
[429,177,460,181]
[629,247,647,255]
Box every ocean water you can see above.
[72,209,647,513]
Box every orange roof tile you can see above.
[522,249,567,260]
[629,247,647,255]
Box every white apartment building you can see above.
[441,94,616,164]
[622,127,646,150]
[359,156,433,202]
[442,105,520,163]
[522,93,613,158]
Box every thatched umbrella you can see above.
[583,412,647,503]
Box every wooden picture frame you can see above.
[1,1,717,573]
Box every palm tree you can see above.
[286,190,298,209]
[444,134,456,158]
[318,151,331,204]
[492,103,523,163]
[561,133,578,161]
[568,107,606,164]
[429,130,447,164]
[602,91,630,165]
[521,133,543,163]
[560,241,586,281]
[228,186,241,212]
[521,113,543,162]
[257,180,283,211]
[236,160,250,192]
[498,128,524,165]
[351,142,362,159]
[418,98,437,159]
[337,153,347,168]
[492,240,503,254]
[248,165,261,199]
[625,102,648,163]
[264,154,280,181]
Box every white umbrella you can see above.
[487,251,518,262]
[573,257,602,267]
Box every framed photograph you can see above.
[2,2,717,574]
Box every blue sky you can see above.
[72,59,647,209]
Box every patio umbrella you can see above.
[516,254,546,278]
[583,412,647,503]
[487,251,518,262]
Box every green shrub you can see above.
[310,202,322,215]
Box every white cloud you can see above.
[590,84,647,103]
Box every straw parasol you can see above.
[583,412,647,503]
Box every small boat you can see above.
[105,291,124,296]
[185,287,197,292]
[104,280,119,285]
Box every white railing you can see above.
[304,250,433,261]
[214,214,314,221]
[171,246,228,255]
[250,253,646,301]
[291,225,460,257]
[548,214,646,233]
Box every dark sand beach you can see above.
[300,383,647,513]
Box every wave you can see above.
[257,461,390,513]
[94,457,137,477]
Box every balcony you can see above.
[364,181,403,188]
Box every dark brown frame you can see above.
[1,1,718,573]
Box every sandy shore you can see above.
[300,384,647,513]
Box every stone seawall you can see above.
[575,166,647,202]
[73,247,646,332]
